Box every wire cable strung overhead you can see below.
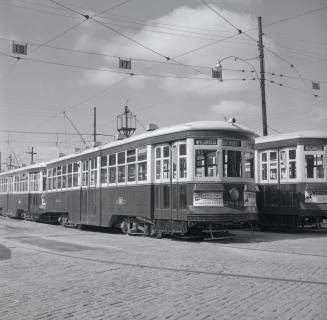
[0,35,253,73]
[0,50,260,81]
[199,0,324,99]
[0,130,115,137]
[265,78,327,99]
[47,0,241,79]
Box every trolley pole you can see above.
[258,16,268,136]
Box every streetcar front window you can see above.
[179,143,187,179]
[280,151,287,180]
[261,152,268,181]
[223,150,242,177]
[289,150,297,179]
[305,154,324,179]
[195,150,217,177]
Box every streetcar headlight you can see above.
[229,188,240,201]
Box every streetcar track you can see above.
[2,227,327,259]
[18,244,327,287]
[211,243,327,258]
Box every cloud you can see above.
[78,3,266,95]
[210,100,257,118]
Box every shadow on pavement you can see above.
[0,243,11,260]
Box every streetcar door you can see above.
[171,143,179,220]
[81,158,100,226]
[80,159,88,224]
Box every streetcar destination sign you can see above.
[194,139,217,145]
[304,145,324,151]
[12,42,27,55]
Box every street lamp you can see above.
[213,55,268,136]
[214,56,260,82]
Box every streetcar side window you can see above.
[117,152,126,183]
[0,178,4,192]
[101,155,108,184]
[62,165,67,189]
[18,174,28,192]
[30,173,40,192]
[223,150,241,177]
[47,169,53,191]
[163,147,170,180]
[57,166,62,190]
[73,162,79,187]
[109,154,116,184]
[155,147,161,180]
[127,149,136,182]
[90,158,97,186]
[155,146,170,181]
[137,147,147,181]
[53,167,57,190]
[82,160,89,187]
[195,150,217,177]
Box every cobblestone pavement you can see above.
[0,216,326,320]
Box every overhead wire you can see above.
[0,50,260,81]
[266,71,327,84]
[0,129,115,137]
[0,0,76,18]
[0,59,18,82]
[5,0,138,144]
[265,78,327,99]
[263,5,327,28]
[0,35,253,73]
[199,0,323,98]
[48,0,241,79]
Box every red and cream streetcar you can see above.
[255,131,327,228]
[0,120,258,236]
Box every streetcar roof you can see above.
[0,162,46,176]
[45,120,258,165]
[255,130,327,149]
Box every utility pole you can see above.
[7,154,13,170]
[258,16,268,136]
[25,147,37,165]
[93,107,97,145]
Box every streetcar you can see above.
[41,120,258,236]
[0,163,52,221]
[255,131,327,229]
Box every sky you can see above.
[0,0,326,167]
